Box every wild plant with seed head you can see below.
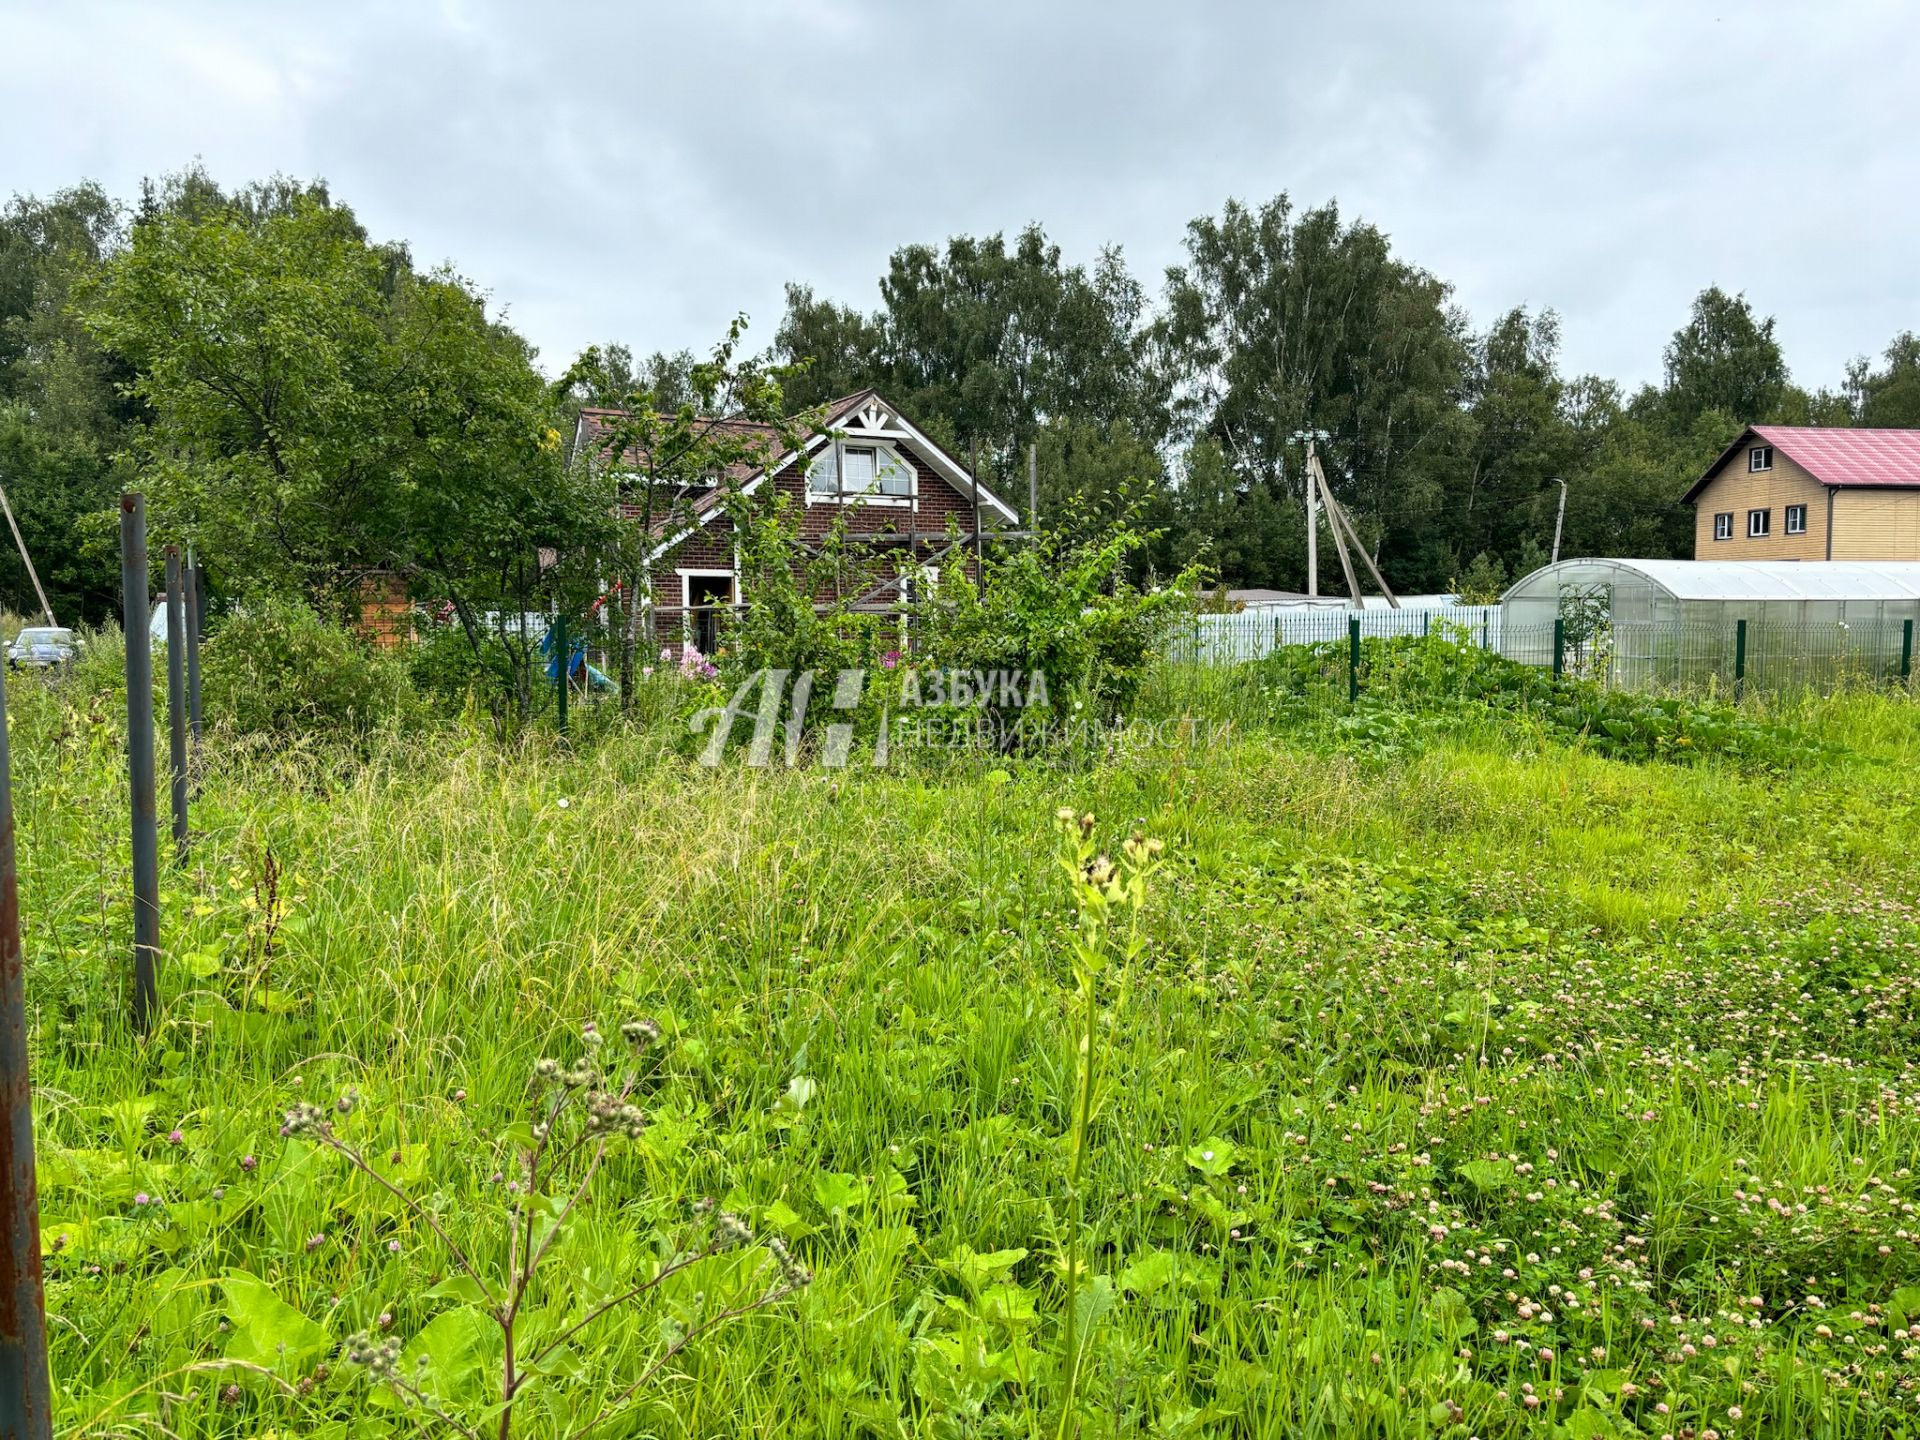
[1050,808,1162,1440]
[287,1016,807,1440]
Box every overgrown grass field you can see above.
[12,657,1920,1437]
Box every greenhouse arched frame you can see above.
[1498,559,1920,690]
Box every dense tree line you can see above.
[5,169,1919,627]
[762,201,1920,596]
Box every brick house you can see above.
[572,389,1019,656]
[1685,426,1920,560]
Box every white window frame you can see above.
[676,568,738,654]
[1784,503,1806,535]
[1748,445,1774,473]
[1747,508,1771,538]
[897,563,942,606]
[677,569,738,609]
[804,438,918,507]
[1713,511,1734,541]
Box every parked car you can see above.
[7,626,76,669]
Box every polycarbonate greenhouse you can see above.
[1499,559,1920,691]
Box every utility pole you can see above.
[1550,478,1568,565]
[1290,430,1330,598]
[1027,443,1038,532]
[0,478,53,629]
[1308,447,1399,610]
[968,440,984,598]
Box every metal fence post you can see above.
[185,559,203,750]
[0,662,54,1440]
[1902,618,1914,685]
[120,496,159,1033]
[1553,617,1565,678]
[164,547,188,864]
[1734,618,1748,701]
[554,613,569,735]
[1348,615,1361,704]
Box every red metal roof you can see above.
[1685,425,1920,503]
[1752,426,1920,488]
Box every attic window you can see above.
[808,443,914,498]
[1748,445,1774,473]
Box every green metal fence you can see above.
[1161,613,1918,712]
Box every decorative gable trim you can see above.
[644,390,1019,563]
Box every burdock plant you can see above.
[282,1018,808,1439]
[1051,809,1161,1439]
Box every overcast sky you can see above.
[4,0,1916,393]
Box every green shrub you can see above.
[1250,631,1830,768]
[904,521,1198,745]
[407,613,518,715]
[202,599,422,740]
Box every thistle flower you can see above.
[346,1331,404,1377]
[766,1234,812,1288]
[713,1212,753,1251]
[621,1017,662,1048]
[585,1092,647,1139]
[281,1102,330,1139]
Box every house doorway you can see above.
[684,572,735,656]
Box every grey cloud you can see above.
[3,0,1916,390]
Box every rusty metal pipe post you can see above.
[164,548,188,864]
[120,496,159,1033]
[0,661,54,1438]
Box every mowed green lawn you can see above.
[13,671,1920,1438]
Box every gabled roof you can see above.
[573,408,782,487]
[579,389,1019,561]
[1686,425,1920,502]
